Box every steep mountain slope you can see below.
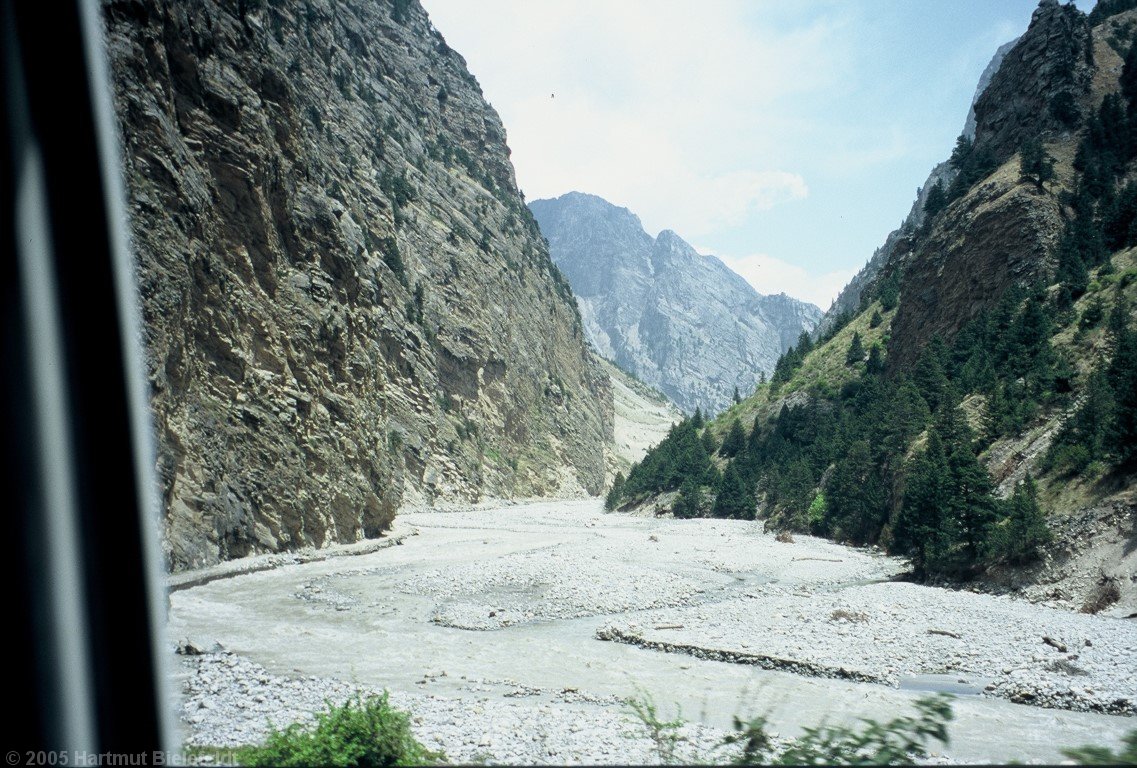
[610,0,1137,614]
[103,0,613,570]
[818,38,1018,334]
[530,192,821,415]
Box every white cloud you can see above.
[425,0,841,236]
[713,251,854,310]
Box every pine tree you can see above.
[923,179,948,218]
[846,332,865,365]
[869,309,884,328]
[1079,294,1106,329]
[866,344,885,375]
[673,479,702,519]
[949,134,973,172]
[912,336,954,412]
[719,419,747,458]
[826,441,886,544]
[1121,34,1137,108]
[1019,138,1056,191]
[896,405,999,576]
[893,431,955,576]
[945,436,998,565]
[701,428,718,457]
[983,382,1011,442]
[880,380,931,456]
[1055,369,1116,471]
[1106,299,1137,464]
[691,407,705,430]
[712,460,756,520]
[605,472,625,511]
[747,415,764,455]
[984,475,1051,565]
[796,330,814,358]
[733,386,742,405]
[879,273,901,312]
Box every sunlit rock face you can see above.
[532,192,821,415]
[103,0,612,570]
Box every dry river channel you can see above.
[168,500,1137,764]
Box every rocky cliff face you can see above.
[887,0,1095,370]
[887,160,1065,370]
[818,38,1018,334]
[103,0,612,571]
[530,192,821,415]
[971,0,1093,164]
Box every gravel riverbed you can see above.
[169,499,1136,764]
[175,651,742,765]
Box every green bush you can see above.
[238,692,441,767]
[724,694,953,765]
[1062,729,1137,764]
[807,492,827,532]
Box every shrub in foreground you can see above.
[724,694,953,765]
[237,692,441,767]
[1062,729,1137,765]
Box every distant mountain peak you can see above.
[531,192,821,414]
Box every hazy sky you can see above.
[422,1,1094,309]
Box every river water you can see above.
[169,499,1135,763]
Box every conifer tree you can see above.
[826,440,886,544]
[1019,138,1056,191]
[923,180,948,217]
[945,436,998,565]
[985,475,1051,565]
[673,479,702,519]
[605,472,625,511]
[1080,295,1106,329]
[701,428,718,457]
[796,330,814,357]
[1106,299,1137,463]
[719,419,747,458]
[866,344,885,375]
[1057,369,1115,470]
[912,336,954,412]
[712,461,756,520]
[846,332,865,365]
[893,431,955,576]
[879,274,901,312]
[1121,34,1137,108]
[880,380,931,456]
[949,134,973,171]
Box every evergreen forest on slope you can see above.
[607,4,1137,582]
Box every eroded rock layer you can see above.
[103,0,612,570]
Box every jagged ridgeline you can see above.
[610,0,1137,584]
[530,192,822,415]
[103,0,613,570]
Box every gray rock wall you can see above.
[103,0,612,570]
[531,192,821,415]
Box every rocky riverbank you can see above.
[169,500,1136,764]
[175,651,745,764]
[597,578,1136,716]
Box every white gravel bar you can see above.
[169,499,1136,764]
